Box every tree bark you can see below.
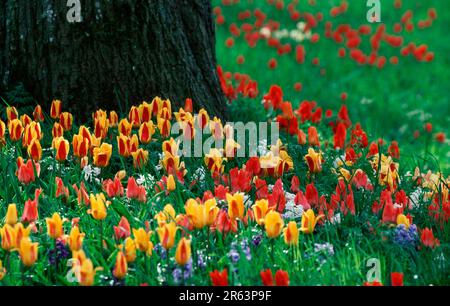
[0,0,227,121]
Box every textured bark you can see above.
[0,0,227,120]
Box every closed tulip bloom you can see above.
[22,188,42,223]
[68,226,85,251]
[33,105,44,122]
[93,143,112,167]
[8,119,23,141]
[50,99,62,119]
[88,193,108,220]
[305,148,323,173]
[166,174,176,192]
[175,237,191,266]
[52,122,64,138]
[20,114,33,127]
[6,106,18,121]
[308,126,320,146]
[139,121,156,144]
[72,134,89,158]
[226,193,245,220]
[14,223,31,248]
[118,119,132,136]
[124,237,137,262]
[300,209,324,234]
[132,228,153,255]
[27,138,42,162]
[109,111,119,127]
[185,199,219,229]
[131,148,149,169]
[0,119,5,138]
[139,101,152,123]
[284,221,299,246]
[94,114,109,139]
[117,134,131,157]
[128,106,141,128]
[252,199,270,225]
[79,259,96,286]
[156,222,178,250]
[264,211,284,238]
[5,204,18,226]
[22,122,42,147]
[0,259,5,281]
[1,224,16,251]
[59,112,73,131]
[18,237,39,267]
[157,118,171,138]
[113,251,128,280]
[155,204,176,227]
[46,213,64,239]
[52,136,70,162]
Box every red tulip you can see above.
[210,269,228,286]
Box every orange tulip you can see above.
[22,122,42,147]
[46,213,64,239]
[226,193,245,220]
[68,226,85,251]
[283,221,299,246]
[59,112,73,131]
[175,237,191,266]
[113,251,128,279]
[8,119,23,141]
[33,105,44,122]
[50,99,62,119]
[27,138,42,162]
[252,199,270,226]
[0,224,16,251]
[156,222,177,250]
[93,143,112,167]
[52,136,70,162]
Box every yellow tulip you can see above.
[46,213,64,239]
[226,193,245,220]
[396,214,411,229]
[27,138,43,162]
[132,228,153,255]
[14,223,31,249]
[113,251,128,280]
[93,143,113,168]
[283,221,299,246]
[166,174,176,192]
[0,259,5,281]
[131,148,149,169]
[68,226,85,251]
[185,198,219,229]
[88,194,108,220]
[175,238,191,266]
[18,237,39,267]
[156,222,178,250]
[252,199,269,226]
[124,237,137,262]
[155,204,176,227]
[304,148,323,173]
[5,204,18,226]
[0,224,16,251]
[264,211,284,238]
[300,209,324,234]
[79,258,97,286]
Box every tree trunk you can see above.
[0,0,227,121]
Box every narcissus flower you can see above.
[305,148,323,173]
[133,228,153,255]
[93,143,112,167]
[283,221,299,246]
[5,204,18,226]
[300,209,324,234]
[68,226,85,251]
[175,237,192,266]
[50,99,62,119]
[18,237,39,267]
[156,222,178,250]
[52,136,70,162]
[264,211,284,238]
[226,192,245,220]
[46,213,64,239]
[88,193,108,220]
[113,251,128,280]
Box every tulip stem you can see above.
[99,220,104,254]
[270,239,275,264]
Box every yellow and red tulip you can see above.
[156,222,178,250]
[252,199,270,226]
[109,111,119,127]
[175,237,191,266]
[139,121,156,144]
[305,148,323,173]
[46,213,64,239]
[33,105,44,122]
[8,119,23,141]
[72,134,90,158]
[59,112,73,131]
[131,148,149,169]
[52,136,70,162]
[93,143,112,167]
[88,193,108,220]
[50,100,62,119]
[284,221,299,246]
[300,209,324,234]
[132,228,153,255]
[6,106,18,122]
[226,193,245,220]
[52,122,64,138]
[113,251,128,280]
[118,119,132,136]
[27,138,42,162]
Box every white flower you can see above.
[82,165,101,182]
[283,200,303,220]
